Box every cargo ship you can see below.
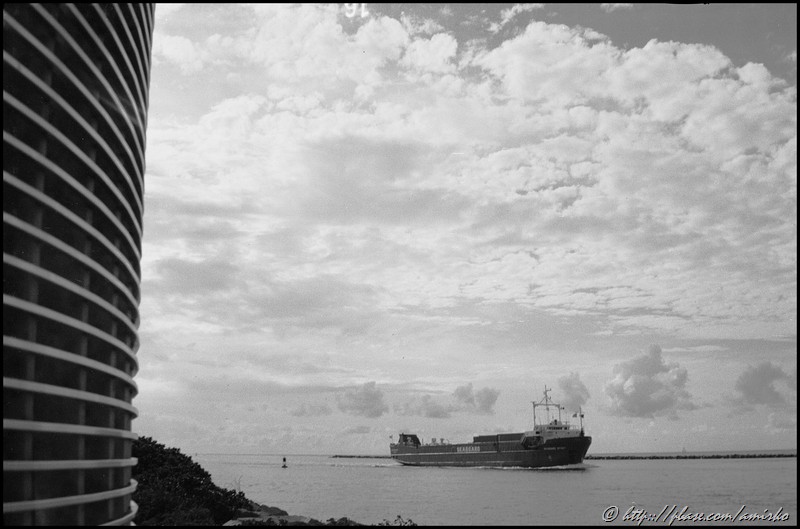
[390,387,591,468]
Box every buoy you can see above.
[282,457,287,468]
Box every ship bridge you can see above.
[521,387,586,446]
[525,420,581,441]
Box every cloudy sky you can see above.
[134,3,797,455]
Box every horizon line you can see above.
[190,448,798,457]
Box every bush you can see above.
[377,515,417,526]
[132,436,252,525]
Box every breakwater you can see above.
[332,453,797,460]
[585,453,797,460]
[332,455,392,458]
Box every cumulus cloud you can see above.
[400,12,445,36]
[600,4,633,13]
[453,383,500,414]
[394,394,454,418]
[290,403,333,417]
[142,7,796,350]
[489,4,544,33]
[605,345,697,419]
[402,33,458,73]
[767,412,796,433]
[245,5,409,90]
[336,381,389,418]
[733,362,796,408]
[137,5,797,454]
[558,372,590,412]
[396,383,500,418]
[152,33,205,74]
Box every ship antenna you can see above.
[543,385,550,423]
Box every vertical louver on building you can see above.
[3,4,154,525]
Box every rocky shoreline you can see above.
[223,501,363,526]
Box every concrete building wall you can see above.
[3,4,154,525]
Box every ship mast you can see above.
[532,385,564,426]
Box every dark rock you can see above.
[236,509,261,517]
[259,505,290,516]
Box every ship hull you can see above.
[391,434,591,468]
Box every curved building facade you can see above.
[3,4,154,525]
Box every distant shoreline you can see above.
[584,453,797,460]
[332,453,797,460]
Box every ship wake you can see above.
[489,463,591,471]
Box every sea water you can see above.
[192,453,797,526]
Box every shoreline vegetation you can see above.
[132,436,416,526]
[333,453,798,460]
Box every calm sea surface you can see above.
[193,453,797,526]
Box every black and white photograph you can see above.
[3,3,796,526]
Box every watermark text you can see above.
[602,505,791,525]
